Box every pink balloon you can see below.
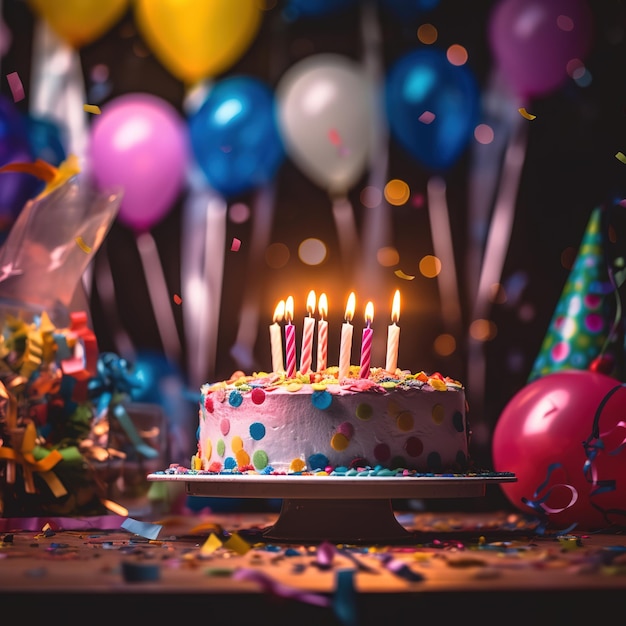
[493,371,626,531]
[88,93,189,232]
[488,0,593,100]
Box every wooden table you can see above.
[0,507,624,625]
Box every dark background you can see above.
[1,0,625,477]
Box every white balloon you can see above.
[276,53,375,196]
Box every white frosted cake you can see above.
[192,366,469,474]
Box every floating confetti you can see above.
[83,104,101,115]
[418,110,435,124]
[173,293,182,305]
[230,237,241,252]
[328,128,342,146]
[6,72,24,102]
[394,269,416,280]
[616,151,626,164]
[75,237,92,254]
[518,107,536,120]
[0,158,57,182]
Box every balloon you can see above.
[88,93,190,233]
[282,0,358,21]
[134,0,262,85]
[277,54,375,196]
[28,0,129,48]
[24,115,67,167]
[379,0,440,21]
[488,0,594,100]
[384,48,480,173]
[188,76,285,197]
[492,371,626,530]
[0,95,38,234]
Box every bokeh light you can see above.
[360,185,383,208]
[265,242,290,269]
[376,246,400,267]
[229,202,251,224]
[417,23,437,45]
[447,44,468,66]
[469,319,497,342]
[298,238,327,265]
[384,179,410,206]
[419,255,441,278]
[474,123,494,145]
[434,333,456,357]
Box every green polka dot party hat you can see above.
[528,206,619,382]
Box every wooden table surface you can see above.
[1,506,625,625]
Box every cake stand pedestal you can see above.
[148,473,516,544]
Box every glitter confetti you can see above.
[394,269,416,280]
[418,110,436,124]
[518,107,536,120]
[83,104,101,115]
[230,237,241,252]
[6,72,24,102]
[173,293,182,305]
[616,151,626,164]
[75,237,92,253]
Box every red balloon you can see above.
[492,370,626,530]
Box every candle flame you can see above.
[273,300,285,323]
[306,290,316,316]
[365,301,374,324]
[344,292,356,322]
[285,296,294,323]
[391,290,400,324]
[318,293,328,319]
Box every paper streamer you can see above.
[427,176,462,338]
[136,230,182,366]
[230,184,276,373]
[181,164,227,388]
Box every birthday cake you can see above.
[192,366,469,474]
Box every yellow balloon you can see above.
[28,0,129,48]
[135,0,263,85]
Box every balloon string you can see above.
[230,183,276,373]
[331,195,360,275]
[426,176,462,338]
[135,230,182,366]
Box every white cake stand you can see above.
[147,472,517,544]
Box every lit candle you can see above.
[300,290,316,375]
[359,301,374,379]
[339,292,355,380]
[270,300,285,373]
[284,296,296,378]
[317,293,328,372]
[385,290,401,373]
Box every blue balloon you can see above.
[0,95,37,235]
[282,0,358,21]
[188,76,285,197]
[385,48,480,172]
[379,0,440,20]
[24,115,67,167]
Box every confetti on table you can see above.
[83,103,101,115]
[418,110,436,124]
[223,532,251,555]
[75,237,92,253]
[6,72,24,102]
[173,293,182,305]
[230,237,241,252]
[121,517,162,540]
[201,533,223,555]
[616,151,626,164]
[518,107,536,120]
[394,269,416,280]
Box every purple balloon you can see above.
[88,93,189,233]
[488,0,593,100]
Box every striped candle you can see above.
[316,293,328,372]
[284,296,296,378]
[339,292,355,380]
[359,301,374,379]
[300,290,316,375]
